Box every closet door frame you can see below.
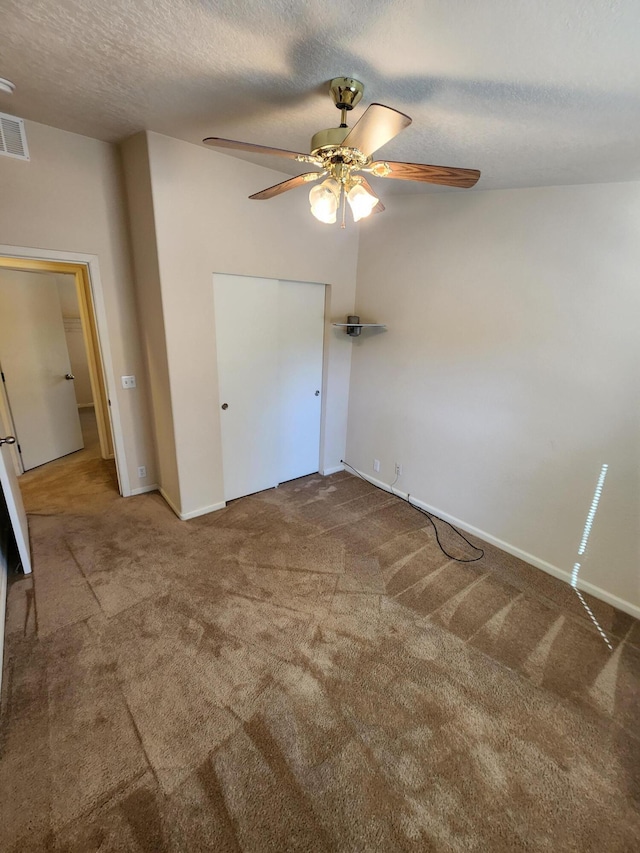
[213,273,327,502]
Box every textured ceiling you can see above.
[1,0,640,193]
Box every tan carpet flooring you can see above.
[1,416,639,851]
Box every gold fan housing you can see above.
[310,126,350,154]
[329,77,364,111]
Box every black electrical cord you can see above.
[340,460,485,563]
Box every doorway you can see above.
[0,253,125,494]
[1,269,89,470]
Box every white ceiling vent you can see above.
[0,113,30,161]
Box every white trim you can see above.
[180,502,226,521]
[160,488,225,521]
[0,526,7,699]
[574,581,640,619]
[129,484,159,496]
[0,246,131,496]
[321,464,345,476]
[346,465,640,621]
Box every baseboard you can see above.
[129,484,159,496]
[159,488,226,521]
[572,577,640,620]
[322,464,345,476]
[347,466,640,621]
[180,502,226,521]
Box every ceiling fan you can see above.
[203,77,481,227]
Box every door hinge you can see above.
[1,371,5,382]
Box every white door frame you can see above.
[0,245,130,496]
[0,444,31,574]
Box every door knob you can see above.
[0,435,16,446]
[65,373,75,380]
[221,403,229,410]
[315,390,320,396]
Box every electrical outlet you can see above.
[395,462,403,476]
[137,465,147,478]
[373,459,380,473]
[121,375,136,389]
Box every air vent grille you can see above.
[0,113,29,160]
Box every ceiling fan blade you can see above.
[341,104,412,156]
[371,160,481,188]
[358,177,385,214]
[249,173,322,200]
[203,136,315,162]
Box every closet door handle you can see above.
[315,390,320,396]
[221,403,229,410]
[65,373,75,380]
[0,435,16,446]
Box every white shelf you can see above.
[332,323,386,328]
[332,316,387,337]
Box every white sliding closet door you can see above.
[278,280,324,483]
[214,275,280,502]
[213,274,325,502]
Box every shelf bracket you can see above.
[331,315,387,337]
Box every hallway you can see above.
[18,406,119,516]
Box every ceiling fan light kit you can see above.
[203,76,480,227]
[309,178,340,223]
[346,182,379,221]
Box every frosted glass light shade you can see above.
[309,179,340,224]
[346,183,378,221]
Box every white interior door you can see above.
[0,439,31,574]
[278,280,324,483]
[0,271,83,471]
[214,274,325,502]
[214,274,280,501]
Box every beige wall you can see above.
[0,120,156,490]
[3,121,636,614]
[123,131,360,518]
[120,133,178,503]
[347,182,640,615]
